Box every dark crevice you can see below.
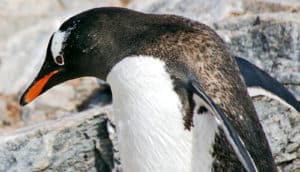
[197,106,208,114]
[282,82,300,86]
[94,119,114,171]
[77,84,112,112]
[94,140,111,172]
[253,16,261,26]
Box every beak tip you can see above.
[19,96,27,106]
[19,92,29,106]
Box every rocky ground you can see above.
[0,0,299,171]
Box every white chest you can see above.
[107,56,217,172]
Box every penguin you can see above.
[19,7,277,172]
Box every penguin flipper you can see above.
[235,56,300,112]
[190,80,258,172]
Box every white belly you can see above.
[107,56,217,172]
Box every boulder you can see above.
[0,106,114,172]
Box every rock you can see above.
[239,0,300,14]
[0,20,55,94]
[37,84,76,110]
[214,13,300,99]
[0,95,22,128]
[282,159,300,172]
[0,106,114,172]
[0,100,5,125]
[128,0,229,22]
[252,96,300,171]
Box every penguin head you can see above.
[19,8,120,105]
[19,7,165,105]
[20,7,192,105]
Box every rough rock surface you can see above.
[253,97,300,171]
[0,0,299,171]
[215,13,300,99]
[0,106,114,172]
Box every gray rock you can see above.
[0,106,114,172]
[282,159,300,172]
[215,13,300,99]
[0,100,5,125]
[128,0,229,22]
[253,96,300,171]
[0,20,55,94]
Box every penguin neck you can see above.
[107,55,193,172]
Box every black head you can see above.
[20,7,191,105]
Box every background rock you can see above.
[215,13,300,99]
[253,96,300,171]
[0,0,299,171]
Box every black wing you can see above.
[235,56,300,112]
[190,80,258,172]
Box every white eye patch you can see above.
[51,30,68,64]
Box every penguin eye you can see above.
[54,55,64,65]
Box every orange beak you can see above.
[21,70,59,105]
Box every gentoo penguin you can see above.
[20,7,276,172]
